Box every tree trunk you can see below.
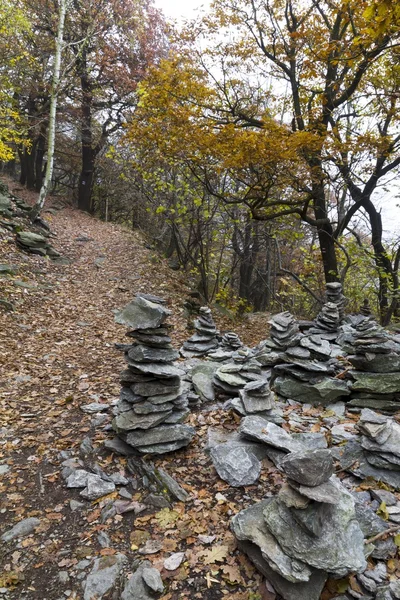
[35,124,47,192]
[31,0,68,221]
[18,146,27,185]
[25,145,36,190]
[77,63,95,213]
[311,165,339,283]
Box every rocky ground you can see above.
[0,179,399,600]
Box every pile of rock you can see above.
[326,282,346,321]
[228,379,280,423]
[310,301,340,336]
[343,317,400,412]
[180,306,218,358]
[231,447,366,600]
[355,409,400,490]
[269,312,303,350]
[111,294,195,454]
[213,349,263,396]
[208,332,243,362]
[16,231,60,258]
[360,298,372,316]
[207,417,324,488]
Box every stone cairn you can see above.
[213,348,262,396]
[231,448,366,600]
[326,281,346,321]
[354,408,400,490]
[208,331,243,362]
[360,298,372,316]
[255,311,350,406]
[310,301,340,336]
[180,306,218,358]
[112,294,195,455]
[342,317,400,412]
[269,311,303,350]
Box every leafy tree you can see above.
[125,0,400,322]
[0,0,32,162]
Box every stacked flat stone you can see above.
[16,231,60,258]
[213,349,263,396]
[112,294,195,455]
[343,318,400,412]
[360,298,372,316]
[326,282,346,321]
[353,409,400,490]
[269,312,302,350]
[180,306,218,358]
[208,332,244,362]
[231,447,366,600]
[228,378,281,422]
[311,301,340,335]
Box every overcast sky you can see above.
[154,0,208,21]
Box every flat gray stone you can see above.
[127,345,179,364]
[121,561,163,600]
[231,500,313,583]
[83,553,127,600]
[240,416,301,453]
[80,474,115,500]
[126,360,185,379]
[279,483,310,509]
[210,445,261,487]
[289,478,343,505]
[263,479,367,577]
[156,468,189,502]
[280,449,333,486]
[115,296,169,330]
[80,402,109,414]
[191,363,218,402]
[351,371,400,394]
[361,421,400,457]
[125,424,195,450]
[132,381,180,397]
[113,409,172,432]
[236,538,327,600]
[1,518,41,542]
[66,469,90,488]
[142,567,164,592]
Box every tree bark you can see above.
[31,0,68,221]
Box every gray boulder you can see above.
[231,500,313,583]
[83,554,127,600]
[121,561,163,600]
[115,295,169,330]
[210,444,262,487]
[280,449,334,486]
[263,481,367,577]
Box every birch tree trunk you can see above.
[31,0,68,221]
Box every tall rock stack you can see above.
[231,449,366,600]
[112,294,195,455]
[360,298,372,316]
[325,282,346,322]
[180,306,218,358]
[269,312,303,350]
[310,302,340,338]
[343,317,400,412]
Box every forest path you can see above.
[0,189,270,600]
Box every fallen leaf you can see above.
[201,545,229,565]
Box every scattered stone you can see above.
[163,552,185,571]
[83,553,127,600]
[210,444,262,487]
[80,474,115,500]
[121,561,163,600]
[1,517,41,542]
